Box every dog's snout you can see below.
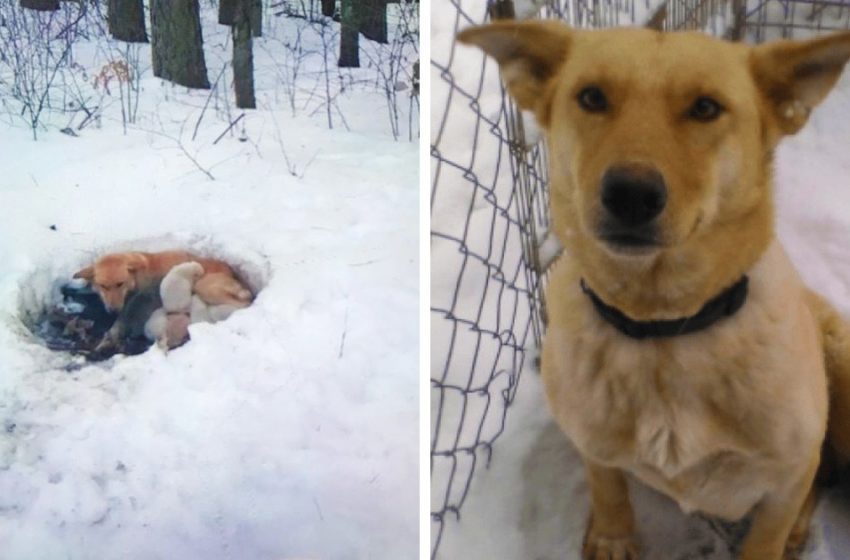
[601,165,667,227]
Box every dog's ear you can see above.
[457,20,572,125]
[751,31,850,135]
[73,266,94,281]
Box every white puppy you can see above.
[161,261,204,312]
[144,261,205,349]
[189,295,239,324]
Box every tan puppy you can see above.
[144,310,190,351]
[74,250,235,311]
[460,22,850,559]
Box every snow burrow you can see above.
[15,233,271,362]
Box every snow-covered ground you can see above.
[431,1,850,557]
[0,3,418,559]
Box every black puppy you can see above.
[93,281,162,355]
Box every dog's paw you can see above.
[783,548,802,560]
[582,533,639,560]
[783,538,807,560]
[93,337,115,353]
[783,529,808,559]
[236,288,252,301]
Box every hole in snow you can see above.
[17,235,270,365]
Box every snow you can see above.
[0,2,418,559]
[432,2,850,558]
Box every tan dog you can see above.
[193,272,252,308]
[74,250,235,312]
[460,22,850,559]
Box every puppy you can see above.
[460,22,850,559]
[144,310,190,351]
[144,262,204,350]
[74,250,235,312]
[94,282,162,354]
[189,295,240,324]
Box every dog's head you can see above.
[459,23,850,261]
[74,253,145,312]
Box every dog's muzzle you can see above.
[598,163,666,251]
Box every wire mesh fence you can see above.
[430,1,549,555]
[430,0,850,557]
[430,0,655,556]
[744,0,850,40]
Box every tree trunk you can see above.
[20,0,59,10]
[359,0,387,43]
[321,0,334,17]
[233,0,256,109]
[150,0,210,89]
[221,0,260,36]
[412,60,419,96]
[338,0,359,68]
[249,0,262,38]
[219,0,236,25]
[108,0,148,43]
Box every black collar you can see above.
[580,276,749,340]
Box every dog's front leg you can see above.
[739,450,819,560]
[582,459,639,560]
[94,323,123,353]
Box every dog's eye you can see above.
[689,96,724,121]
[116,282,124,288]
[577,87,608,113]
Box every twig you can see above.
[52,4,87,41]
[338,308,348,359]
[176,138,215,180]
[212,113,245,145]
[192,64,227,141]
[143,126,216,180]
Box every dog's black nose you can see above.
[601,165,667,227]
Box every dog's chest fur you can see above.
[542,242,828,520]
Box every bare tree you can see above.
[360,0,387,43]
[150,0,210,89]
[20,0,59,10]
[1,4,72,138]
[338,0,359,67]
[108,0,148,42]
[232,0,256,108]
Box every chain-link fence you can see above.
[430,1,656,556]
[430,0,850,557]
[743,0,850,40]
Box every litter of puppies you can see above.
[35,250,253,361]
